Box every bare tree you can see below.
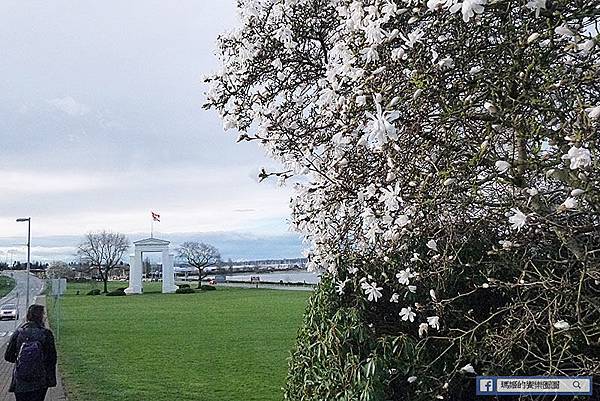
[77,231,129,293]
[176,242,221,289]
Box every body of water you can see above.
[225,270,320,285]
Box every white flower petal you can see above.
[460,363,476,374]
[553,320,570,330]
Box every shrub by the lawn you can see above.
[200,285,216,291]
[175,287,195,294]
[178,284,190,289]
[0,276,16,298]
[106,288,126,296]
[86,289,101,296]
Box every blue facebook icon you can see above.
[478,378,495,395]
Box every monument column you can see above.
[161,250,177,293]
[125,248,143,294]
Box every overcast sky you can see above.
[0,1,298,259]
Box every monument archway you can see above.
[125,237,177,294]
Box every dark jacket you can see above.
[3,321,57,393]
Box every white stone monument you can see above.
[125,237,178,294]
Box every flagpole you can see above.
[151,218,154,238]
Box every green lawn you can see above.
[48,282,309,401]
[0,275,16,298]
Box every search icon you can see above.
[573,381,581,389]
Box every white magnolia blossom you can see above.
[363,20,386,45]
[555,24,575,37]
[450,0,486,23]
[437,56,454,69]
[418,322,429,337]
[562,146,592,170]
[578,39,596,54]
[365,98,400,146]
[527,32,540,44]
[586,106,600,119]
[427,316,440,330]
[274,26,297,48]
[360,45,379,62]
[407,376,418,383]
[397,214,411,227]
[396,268,415,285]
[426,239,438,252]
[362,281,383,302]
[483,101,498,114]
[508,208,527,231]
[271,58,283,70]
[427,0,454,11]
[571,189,585,197]
[400,28,425,48]
[380,184,402,212]
[553,320,570,330]
[390,48,404,62]
[390,292,400,303]
[495,160,511,173]
[443,177,455,186]
[336,279,349,295]
[400,306,416,322]
[526,0,546,17]
[469,65,482,74]
[561,197,577,210]
[460,363,477,374]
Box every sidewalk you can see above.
[0,296,68,401]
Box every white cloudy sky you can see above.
[0,1,299,260]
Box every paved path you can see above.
[0,272,67,401]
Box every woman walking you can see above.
[4,304,57,401]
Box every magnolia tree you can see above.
[46,261,75,280]
[206,0,599,399]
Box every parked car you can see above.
[208,279,217,285]
[0,303,18,320]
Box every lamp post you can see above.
[16,217,31,308]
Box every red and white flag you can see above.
[151,211,160,222]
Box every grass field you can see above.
[48,281,309,401]
[0,275,16,298]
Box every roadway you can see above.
[0,271,45,346]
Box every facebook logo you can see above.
[479,379,495,393]
[476,376,592,396]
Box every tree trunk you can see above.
[99,268,109,293]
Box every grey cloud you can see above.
[0,1,298,254]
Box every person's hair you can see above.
[26,304,45,324]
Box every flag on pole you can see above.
[151,211,160,222]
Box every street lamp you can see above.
[16,217,31,307]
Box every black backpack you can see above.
[15,330,46,382]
